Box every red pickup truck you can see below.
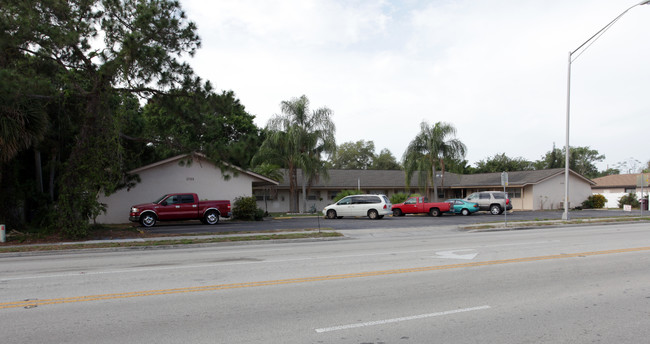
[391,196,451,217]
[129,193,231,227]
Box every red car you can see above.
[391,196,452,217]
[129,193,231,227]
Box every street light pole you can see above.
[562,0,650,220]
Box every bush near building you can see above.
[233,196,265,221]
[618,193,640,208]
[582,194,607,209]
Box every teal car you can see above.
[445,199,479,216]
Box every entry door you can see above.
[156,195,182,220]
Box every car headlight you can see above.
[131,207,139,213]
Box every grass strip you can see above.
[0,231,343,253]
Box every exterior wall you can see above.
[96,158,255,224]
[532,173,592,210]
[521,185,535,210]
[592,190,649,208]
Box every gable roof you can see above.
[591,174,643,188]
[272,168,593,189]
[129,153,278,186]
[449,168,595,188]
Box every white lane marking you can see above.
[435,249,478,260]
[315,305,491,333]
[1,241,555,281]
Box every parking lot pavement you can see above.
[144,209,648,234]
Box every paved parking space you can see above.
[144,209,646,234]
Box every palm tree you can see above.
[253,95,336,212]
[403,121,466,201]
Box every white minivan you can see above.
[323,194,392,220]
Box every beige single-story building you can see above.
[254,168,595,212]
[95,153,278,224]
[591,173,650,208]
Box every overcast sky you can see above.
[180,0,650,172]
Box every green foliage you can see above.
[232,196,265,221]
[253,95,336,213]
[534,144,604,178]
[1,0,204,236]
[330,140,375,169]
[142,89,261,168]
[390,192,411,204]
[403,121,466,200]
[372,149,401,170]
[332,190,363,203]
[474,153,534,173]
[582,194,607,209]
[618,193,640,208]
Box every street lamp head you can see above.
[639,0,650,5]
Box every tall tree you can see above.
[402,121,466,201]
[2,0,201,236]
[372,148,401,170]
[330,140,375,169]
[535,144,605,178]
[141,88,261,168]
[474,153,534,173]
[253,95,335,212]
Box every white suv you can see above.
[324,194,392,220]
[465,191,512,215]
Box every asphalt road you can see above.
[2,221,650,343]
[144,209,646,234]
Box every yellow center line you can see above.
[2,246,649,310]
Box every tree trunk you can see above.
[34,150,43,193]
[49,149,57,201]
[301,170,306,214]
[432,165,438,201]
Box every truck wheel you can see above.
[204,210,220,225]
[368,209,379,219]
[429,208,441,217]
[140,213,157,227]
[326,210,337,219]
[461,208,470,216]
[393,209,403,217]
[490,204,502,215]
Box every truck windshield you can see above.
[153,195,169,204]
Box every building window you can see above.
[506,188,521,199]
[625,188,636,193]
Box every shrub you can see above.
[617,193,639,208]
[582,194,607,209]
[233,196,265,221]
[332,190,363,203]
[390,192,410,205]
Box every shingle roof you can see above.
[592,174,643,188]
[275,168,593,189]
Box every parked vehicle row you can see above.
[323,193,510,220]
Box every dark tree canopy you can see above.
[474,153,534,173]
[0,0,217,236]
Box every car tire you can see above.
[490,204,502,215]
[429,208,441,217]
[393,209,403,217]
[368,209,379,219]
[461,208,470,216]
[326,209,337,219]
[140,213,157,227]
[204,210,220,225]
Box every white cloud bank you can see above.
[181,0,650,171]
